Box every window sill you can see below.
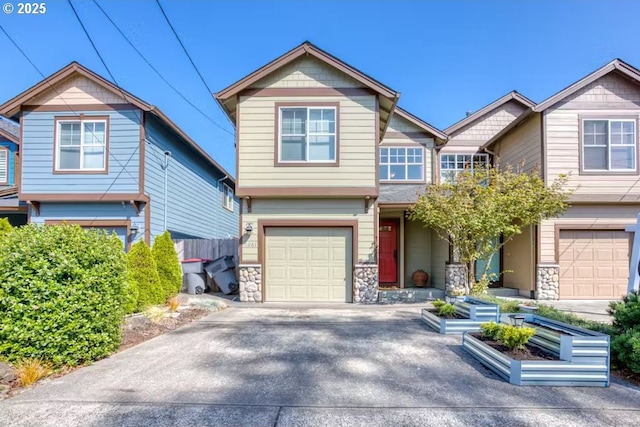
[380,180,426,184]
[222,205,234,212]
[579,170,638,176]
[275,161,339,167]
[53,169,109,175]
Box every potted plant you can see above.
[411,269,429,287]
[518,301,538,311]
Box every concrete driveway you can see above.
[2,305,640,426]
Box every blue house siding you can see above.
[21,109,141,194]
[30,202,144,248]
[144,115,239,242]
[0,141,17,187]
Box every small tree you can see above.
[409,162,571,294]
[127,240,163,311]
[0,218,12,237]
[152,231,183,299]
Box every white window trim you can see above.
[278,106,337,163]
[55,119,108,172]
[439,153,489,183]
[0,147,8,184]
[581,118,637,172]
[379,146,425,182]
[223,183,234,212]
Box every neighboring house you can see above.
[0,62,238,249]
[215,41,458,303]
[0,118,27,226]
[483,58,640,300]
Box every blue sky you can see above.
[0,0,639,177]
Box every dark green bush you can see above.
[0,217,12,237]
[127,240,163,311]
[608,291,640,332]
[611,327,640,373]
[0,224,128,366]
[152,231,183,300]
[536,305,615,335]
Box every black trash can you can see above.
[204,255,239,295]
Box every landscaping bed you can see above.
[468,333,558,361]
[421,297,500,334]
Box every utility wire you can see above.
[154,0,235,130]
[92,0,235,139]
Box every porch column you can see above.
[536,264,559,300]
[354,263,379,303]
[445,262,466,295]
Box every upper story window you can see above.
[278,106,337,164]
[0,148,8,184]
[379,147,424,181]
[223,183,234,211]
[582,119,637,172]
[440,153,489,183]
[55,118,108,173]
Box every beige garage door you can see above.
[558,230,630,299]
[265,227,352,302]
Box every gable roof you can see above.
[444,91,535,135]
[392,106,447,141]
[0,118,19,144]
[533,58,640,112]
[0,62,234,185]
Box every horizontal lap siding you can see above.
[495,113,541,172]
[250,57,361,89]
[144,116,239,242]
[0,141,16,186]
[539,205,638,262]
[238,95,376,187]
[240,198,374,263]
[447,101,527,148]
[21,109,140,194]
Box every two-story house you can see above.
[0,62,239,249]
[483,59,640,300]
[0,118,27,226]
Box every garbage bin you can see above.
[204,255,239,295]
[181,258,212,294]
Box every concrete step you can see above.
[488,287,520,297]
[378,287,445,304]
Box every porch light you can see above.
[244,223,253,234]
[508,314,525,327]
[130,224,139,234]
[445,295,456,304]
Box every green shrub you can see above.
[497,324,535,351]
[0,224,127,366]
[608,291,640,332]
[470,274,490,295]
[437,303,456,318]
[611,327,640,373]
[480,321,503,340]
[536,305,614,335]
[0,218,12,237]
[127,241,163,311]
[122,280,138,315]
[432,299,445,309]
[151,231,183,300]
[472,294,521,314]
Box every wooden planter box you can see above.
[421,296,500,335]
[462,314,610,387]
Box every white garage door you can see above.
[558,230,630,300]
[265,227,352,302]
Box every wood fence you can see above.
[174,238,239,265]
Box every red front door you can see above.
[379,219,398,283]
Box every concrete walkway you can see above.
[1,306,639,426]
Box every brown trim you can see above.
[16,111,23,189]
[44,219,133,251]
[373,199,379,267]
[23,103,138,112]
[52,115,110,175]
[257,219,359,302]
[535,59,640,112]
[240,87,373,97]
[214,41,397,101]
[392,107,448,141]
[553,223,628,263]
[19,193,149,202]
[378,203,411,209]
[375,95,380,186]
[445,91,535,135]
[235,100,240,186]
[236,187,378,198]
[570,194,640,203]
[144,198,151,245]
[481,108,535,152]
[540,111,546,183]
[27,201,40,216]
[238,198,244,263]
[0,146,8,185]
[384,131,435,140]
[0,205,27,212]
[577,114,640,176]
[139,111,146,195]
[273,102,340,167]
[0,127,19,145]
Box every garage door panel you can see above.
[559,229,629,300]
[265,227,352,302]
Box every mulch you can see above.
[469,333,559,361]
[425,308,467,320]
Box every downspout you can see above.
[162,151,172,231]
[216,175,228,238]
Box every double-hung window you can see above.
[278,106,337,163]
[223,183,234,211]
[379,147,424,181]
[440,153,489,183]
[55,118,107,172]
[582,119,637,172]
[0,148,8,184]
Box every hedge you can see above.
[152,231,183,299]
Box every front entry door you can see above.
[379,219,398,283]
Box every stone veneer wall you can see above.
[536,264,560,300]
[445,263,467,295]
[354,264,378,303]
[239,264,262,302]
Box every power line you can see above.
[92,0,235,140]
[154,0,235,129]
